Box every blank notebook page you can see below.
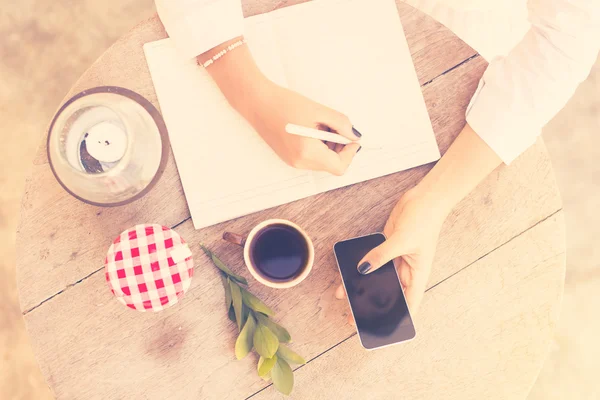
[144,0,440,229]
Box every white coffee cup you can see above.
[223,219,314,289]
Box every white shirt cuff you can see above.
[156,0,244,60]
[466,68,540,165]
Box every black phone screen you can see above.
[334,233,416,349]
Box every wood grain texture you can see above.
[253,212,566,400]
[21,61,564,398]
[22,167,564,399]
[17,2,483,312]
[16,19,183,312]
[16,1,565,399]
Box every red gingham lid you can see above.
[104,224,194,312]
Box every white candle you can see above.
[85,122,128,163]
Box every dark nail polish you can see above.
[357,146,362,153]
[352,126,362,138]
[358,262,371,275]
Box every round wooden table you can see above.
[16,1,566,399]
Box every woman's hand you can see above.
[240,82,362,175]
[335,188,450,320]
[199,38,361,175]
[335,122,503,322]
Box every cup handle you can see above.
[223,232,246,247]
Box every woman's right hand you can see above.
[241,81,362,175]
[201,38,362,176]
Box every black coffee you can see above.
[250,224,309,281]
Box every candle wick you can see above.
[105,140,110,146]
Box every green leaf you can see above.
[241,304,250,327]
[255,314,291,343]
[221,275,233,311]
[228,305,236,322]
[230,280,244,331]
[277,344,306,365]
[230,275,248,285]
[257,355,277,377]
[260,372,271,382]
[235,314,256,360]
[200,244,248,285]
[271,357,294,395]
[240,288,274,316]
[253,323,279,359]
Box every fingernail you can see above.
[358,262,371,275]
[352,126,362,138]
[357,146,362,153]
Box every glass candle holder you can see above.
[47,86,169,206]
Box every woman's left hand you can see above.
[335,188,450,321]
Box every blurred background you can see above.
[1,1,598,399]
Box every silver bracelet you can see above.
[201,39,247,68]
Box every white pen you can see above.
[285,123,358,145]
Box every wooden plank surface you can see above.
[17,1,482,312]
[253,212,566,400]
[16,19,185,312]
[16,1,565,399]
[22,171,563,399]
[20,58,563,397]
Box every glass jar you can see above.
[47,86,168,206]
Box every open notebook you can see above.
[144,0,440,229]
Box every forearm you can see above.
[196,37,268,120]
[410,123,502,217]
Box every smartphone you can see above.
[333,233,416,350]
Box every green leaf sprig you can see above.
[200,244,306,396]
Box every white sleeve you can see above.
[155,0,244,60]
[465,0,600,164]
